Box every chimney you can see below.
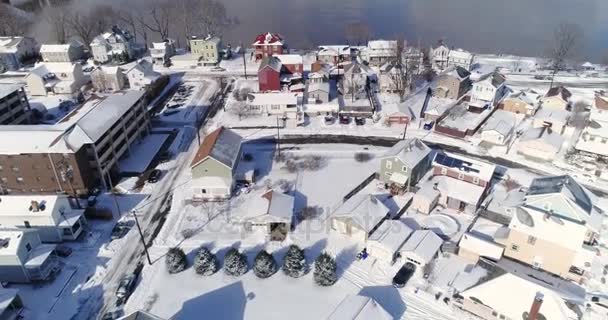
[30,201,40,212]
[528,292,544,320]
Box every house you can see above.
[434,102,494,138]
[306,82,331,104]
[240,190,294,240]
[457,232,504,263]
[379,138,433,193]
[594,91,608,110]
[0,36,39,71]
[40,41,85,63]
[339,62,374,116]
[430,41,450,71]
[581,61,595,71]
[317,45,351,66]
[0,195,86,242]
[124,60,161,91]
[150,39,176,65]
[480,110,517,145]
[252,32,285,61]
[469,71,508,110]
[0,289,25,319]
[575,105,608,159]
[258,56,282,92]
[247,92,301,118]
[447,48,474,70]
[330,193,390,243]
[430,152,496,213]
[517,127,564,161]
[0,84,31,125]
[365,40,397,67]
[400,230,443,267]
[540,86,571,110]
[0,91,151,194]
[274,54,303,74]
[90,26,135,63]
[118,311,165,320]
[378,59,409,94]
[367,220,414,264]
[410,183,441,214]
[459,273,578,320]
[190,127,243,200]
[26,62,86,96]
[501,89,540,116]
[91,66,126,92]
[0,229,59,283]
[434,66,471,100]
[326,295,392,320]
[532,107,569,134]
[190,35,222,65]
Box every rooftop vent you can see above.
[0,238,9,248]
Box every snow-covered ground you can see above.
[118,133,169,173]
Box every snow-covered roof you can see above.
[0,36,29,52]
[519,127,564,149]
[191,35,221,44]
[253,32,283,46]
[307,81,330,94]
[382,138,432,169]
[582,61,594,68]
[535,107,570,123]
[40,41,81,53]
[458,232,504,261]
[368,220,414,253]
[442,66,471,81]
[0,83,23,100]
[248,92,299,106]
[506,89,540,106]
[41,62,78,74]
[0,288,20,316]
[401,230,443,262]
[434,175,486,206]
[433,152,496,183]
[448,48,473,60]
[262,190,294,220]
[333,193,390,233]
[544,86,572,102]
[274,54,303,65]
[462,273,578,320]
[318,45,350,56]
[482,110,516,137]
[258,56,282,73]
[0,194,76,219]
[118,310,165,320]
[476,71,506,88]
[366,40,397,57]
[327,295,392,320]
[191,127,243,169]
[0,229,28,256]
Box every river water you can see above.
[221,0,607,61]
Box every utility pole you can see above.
[402,120,409,140]
[276,115,281,158]
[241,43,247,79]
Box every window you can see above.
[440,167,447,175]
[458,172,465,180]
[473,177,480,185]
[386,161,392,169]
[24,221,30,228]
[25,243,32,252]
[402,166,408,173]
[510,244,519,251]
[0,165,2,170]
[527,236,537,245]
[492,311,498,317]
[201,189,207,194]
[271,105,281,110]
[16,177,23,183]
[11,166,18,172]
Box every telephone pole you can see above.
[241,43,247,79]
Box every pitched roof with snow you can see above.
[0,83,24,100]
[506,89,540,106]
[448,48,473,60]
[0,288,21,315]
[476,71,506,88]
[333,194,390,233]
[190,127,243,169]
[519,127,564,148]
[433,152,496,183]
[382,138,432,169]
[248,92,299,106]
[482,110,516,136]
[327,295,392,320]
[461,273,577,320]
[261,190,294,220]
[401,230,443,262]
[274,54,303,65]
[318,45,351,56]
[253,32,283,46]
[458,232,504,261]
[545,86,572,102]
[443,66,471,80]
[368,220,414,253]
[258,56,283,73]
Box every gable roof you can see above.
[261,190,295,220]
[327,295,392,320]
[545,86,572,102]
[318,45,350,56]
[519,127,564,149]
[190,127,243,168]
[482,110,516,136]
[443,66,471,81]
[382,138,432,168]
[476,71,506,88]
[253,32,283,46]
[258,56,282,73]
[507,89,540,106]
[461,273,577,320]
[448,48,473,60]
[433,152,496,183]
[333,194,390,233]
[368,220,414,253]
[401,230,443,262]
[274,54,302,65]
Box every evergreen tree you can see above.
[253,250,277,279]
[313,252,337,286]
[223,248,248,276]
[165,247,187,274]
[282,245,307,278]
[193,246,218,276]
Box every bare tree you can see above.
[388,37,420,101]
[570,100,589,129]
[45,5,71,44]
[0,4,30,36]
[548,23,583,88]
[118,7,150,47]
[198,0,230,37]
[511,57,523,73]
[140,1,174,40]
[345,22,370,46]
[231,101,252,120]
[67,5,118,49]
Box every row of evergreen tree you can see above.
[165,244,338,286]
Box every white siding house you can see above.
[447,49,474,70]
[40,41,85,63]
[470,72,508,109]
[0,229,59,283]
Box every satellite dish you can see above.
[516,207,534,227]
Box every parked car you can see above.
[211,66,226,72]
[339,115,350,125]
[54,245,73,257]
[101,308,124,320]
[166,103,182,109]
[162,109,179,116]
[84,206,114,220]
[591,295,608,309]
[324,116,335,125]
[355,117,365,126]
[116,275,137,305]
[110,222,132,240]
[158,151,172,163]
[147,169,162,183]
[423,121,435,130]
[87,196,97,207]
[392,262,416,288]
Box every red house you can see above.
[275,54,303,74]
[253,32,285,61]
[258,56,282,92]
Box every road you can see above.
[71,79,228,320]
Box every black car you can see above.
[339,115,351,124]
[324,116,335,125]
[392,262,416,288]
[355,117,366,125]
[110,222,131,240]
[147,169,162,183]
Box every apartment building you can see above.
[39,41,85,63]
[0,90,150,195]
[0,195,85,242]
[0,84,31,125]
[190,35,222,65]
[0,229,59,283]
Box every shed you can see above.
[241,189,295,240]
[400,230,443,266]
[331,194,390,243]
[457,232,504,263]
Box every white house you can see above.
[367,220,414,264]
[330,193,391,243]
[150,39,176,65]
[317,45,351,65]
[470,72,508,109]
[460,273,578,320]
[532,107,569,134]
[40,41,85,63]
[0,36,39,71]
[91,66,125,92]
[447,48,474,70]
[430,42,450,71]
[26,62,86,96]
[540,86,571,110]
[517,127,564,161]
[327,295,392,320]
[480,110,517,145]
[0,229,59,283]
[0,195,86,243]
[124,60,160,91]
[575,106,608,159]
[365,40,397,66]
[90,27,135,63]
[400,230,443,267]
[247,92,302,118]
[239,189,294,240]
[457,232,504,263]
